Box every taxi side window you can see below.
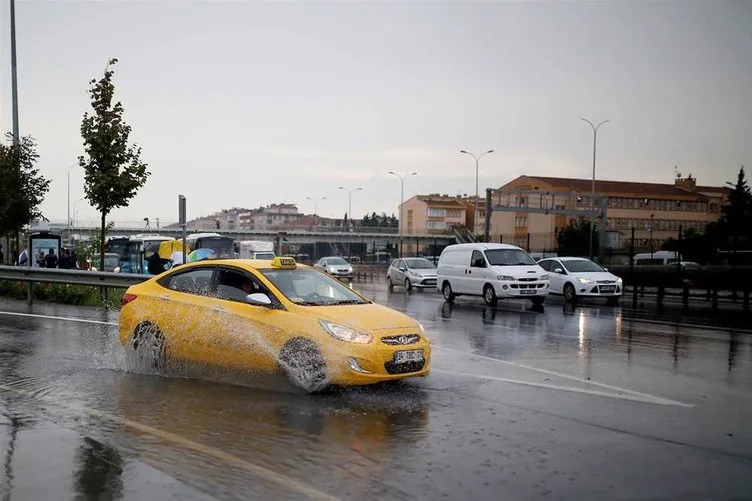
[165,268,215,296]
[538,260,551,271]
[215,269,272,304]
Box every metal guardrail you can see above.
[0,265,148,289]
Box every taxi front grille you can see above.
[384,360,426,375]
[510,283,546,289]
[381,334,421,346]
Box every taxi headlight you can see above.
[616,277,623,285]
[496,275,514,281]
[578,277,595,285]
[319,321,373,344]
[411,271,423,278]
[539,274,549,280]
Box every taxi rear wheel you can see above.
[278,338,328,393]
[131,322,165,370]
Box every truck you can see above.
[238,240,276,260]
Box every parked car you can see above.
[537,257,622,305]
[313,256,354,282]
[387,257,438,291]
[436,243,549,306]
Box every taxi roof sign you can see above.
[271,256,297,269]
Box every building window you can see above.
[446,209,463,218]
[514,216,528,228]
[427,208,446,217]
[427,221,447,230]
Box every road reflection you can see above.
[114,373,430,498]
[72,437,124,501]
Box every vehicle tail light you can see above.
[121,293,138,306]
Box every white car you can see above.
[387,257,438,291]
[313,256,353,282]
[537,257,622,305]
[436,243,549,306]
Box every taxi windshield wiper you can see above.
[328,299,366,305]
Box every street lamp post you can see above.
[305,196,326,216]
[580,118,610,260]
[338,186,363,230]
[389,171,418,257]
[460,149,494,237]
[72,198,85,227]
[10,0,20,146]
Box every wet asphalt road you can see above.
[1,284,751,501]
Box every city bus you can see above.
[130,234,174,274]
[184,232,236,259]
[104,236,133,272]
[105,234,174,274]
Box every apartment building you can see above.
[489,174,728,251]
[174,207,252,231]
[399,194,470,235]
[237,204,302,231]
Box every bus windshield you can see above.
[106,239,130,261]
[196,237,235,258]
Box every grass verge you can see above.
[0,280,125,308]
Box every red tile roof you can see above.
[414,196,468,208]
[507,175,723,199]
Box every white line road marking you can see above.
[433,346,694,406]
[432,369,693,407]
[0,382,340,501]
[1,309,693,407]
[0,310,119,326]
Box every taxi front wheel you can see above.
[278,338,328,393]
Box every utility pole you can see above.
[580,118,610,260]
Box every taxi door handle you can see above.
[212,306,226,313]
[158,295,171,301]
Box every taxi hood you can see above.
[299,302,418,331]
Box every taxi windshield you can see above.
[261,268,368,306]
[326,257,348,266]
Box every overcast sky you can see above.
[2,0,751,225]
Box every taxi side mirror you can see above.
[246,293,272,306]
[554,268,565,274]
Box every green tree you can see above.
[0,133,51,252]
[557,217,598,257]
[718,166,752,250]
[79,58,150,270]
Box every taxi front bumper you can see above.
[324,337,432,385]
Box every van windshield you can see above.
[485,249,536,266]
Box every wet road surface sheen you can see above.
[0,285,751,500]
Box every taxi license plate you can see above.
[600,286,616,293]
[394,350,423,364]
[520,289,535,295]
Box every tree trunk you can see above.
[100,212,106,271]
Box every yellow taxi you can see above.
[119,256,431,391]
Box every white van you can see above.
[633,251,680,266]
[436,243,550,306]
